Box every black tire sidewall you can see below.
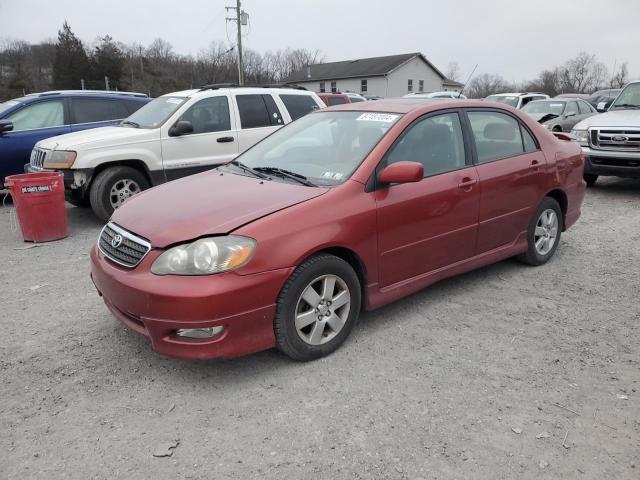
[90,167,149,222]
[525,198,563,266]
[275,255,361,361]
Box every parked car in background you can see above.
[586,88,622,112]
[404,91,467,99]
[484,92,549,109]
[554,93,591,100]
[522,98,597,132]
[317,93,352,106]
[572,80,640,186]
[363,95,383,101]
[27,85,324,220]
[91,99,586,361]
[343,92,367,103]
[0,90,149,188]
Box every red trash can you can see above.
[5,172,68,242]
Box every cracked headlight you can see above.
[151,236,256,275]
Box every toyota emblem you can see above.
[111,234,123,248]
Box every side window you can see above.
[361,79,367,93]
[330,82,337,93]
[565,101,579,116]
[385,112,466,177]
[319,82,325,93]
[407,79,413,93]
[236,94,281,129]
[578,100,593,114]
[72,98,128,124]
[177,96,231,134]
[123,99,146,115]
[521,126,538,152]
[7,100,65,130]
[467,111,527,163]
[279,94,318,120]
[419,80,424,92]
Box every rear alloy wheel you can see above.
[517,197,563,266]
[584,173,598,187]
[89,166,149,222]
[274,254,361,361]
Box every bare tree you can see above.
[557,51,607,94]
[610,62,629,88]
[446,61,460,81]
[465,73,514,99]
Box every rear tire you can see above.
[584,173,598,187]
[274,254,361,361]
[89,166,149,222]
[517,197,563,266]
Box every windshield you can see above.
[236,111,401,186]
[522,101,565,115]
[0,99,21,117]
[122,96,186,128]
[609,83,640,109]
[485,95,519,107]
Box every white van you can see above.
[28,86,324,220]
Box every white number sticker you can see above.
[356,113,399,123]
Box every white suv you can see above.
[28,86,324,220]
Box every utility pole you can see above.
[226,1,248,85]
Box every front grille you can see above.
[30,148,48,169]
[590,128,640,151]
[590,156,640,168]
[98,222,151,268]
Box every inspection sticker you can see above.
[356,113,399,123]
[21,185,50,193]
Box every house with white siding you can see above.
[285,52,463,98]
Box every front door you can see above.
[160,95,239,180]
[375,111,480,287]
[465,109,547,253]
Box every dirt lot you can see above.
[1,178,638,480]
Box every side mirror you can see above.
[596,102,607,112]
[169,120,194,137]
[0,119,14,133]
[378,161,424,185]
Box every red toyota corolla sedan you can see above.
[90,99,586,361]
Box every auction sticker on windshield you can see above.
[357,113,399,123]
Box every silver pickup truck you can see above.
[571,80,640,186]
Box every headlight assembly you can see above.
[571,129,589,145]
[151,236,256,275]
[44,150,77,169]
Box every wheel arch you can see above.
[545,188,568,229]
[90,159,154,187]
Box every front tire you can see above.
[274,254,361,361]
[89,166,149,222]
[517,197,563,266]
[584,173,598,187]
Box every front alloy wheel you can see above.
[274,254,361,361]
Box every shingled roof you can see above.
[286,52,448,83]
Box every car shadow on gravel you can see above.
[589,177,640,196]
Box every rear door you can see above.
[234,93,284,152]
[69,97,130,132]
[1,99,70,179]
[160,94,238,180]
[277,93,322,122]
[465,109,546,254]
[375,110,480,287]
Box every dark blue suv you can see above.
[0,90,150,188]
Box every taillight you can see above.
[579,151,585,164]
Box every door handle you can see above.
[217,136,234,143]
[530,159,541,169]
[458,177,477,190]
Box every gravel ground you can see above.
[1,178,639,480]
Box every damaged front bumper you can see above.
[24,163,94,201]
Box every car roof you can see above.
[323,98,493,114]
[164,87,316,99]
[24,90,148,98]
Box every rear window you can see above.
[279,94,319,120]
[236,94,283,129]
[327,97,347,106]
[72,98,129,124]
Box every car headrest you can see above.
[484,122,517,141]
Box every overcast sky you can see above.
[1,0,638,83]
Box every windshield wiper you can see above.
[611,104,640,109]
[121,120,140,128]
[253,167,317,187]
[227,160,271,179]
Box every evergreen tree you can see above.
[52,21,89,89]
[91,35,124,89]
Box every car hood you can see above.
[36,125,156,150]
[111,169,329,248]
[573,109,640,129]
